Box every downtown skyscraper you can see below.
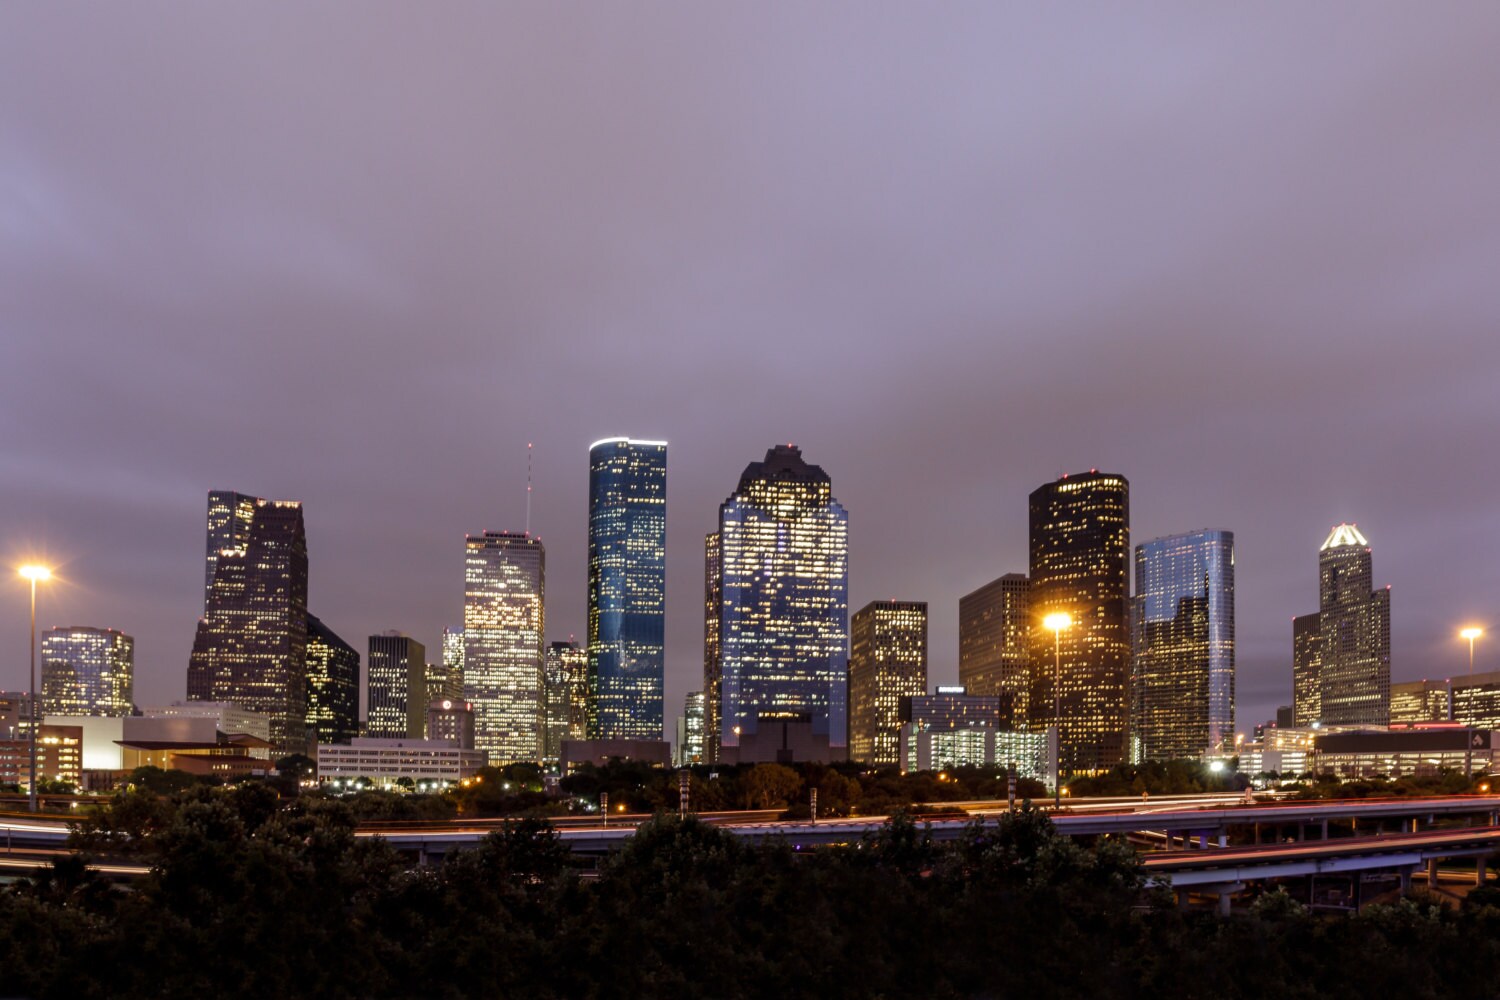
[586,438,667,740]
[1296,524,1391,726]
[1130,530,1235,761]
[1027,472,1130,774]
[544,640,588,767]
[706,445,849,760]
[464,531,545,763]
[188,494,309,756]
[305,613,359,746]
[958,573,1030,727]
[367,631,426,739]
[40,626,134,717]
[848,601,928,766]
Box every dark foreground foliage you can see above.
[6,788,1500,998]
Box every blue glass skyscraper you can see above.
[587,438,667,740]
[1130,529,1235,761]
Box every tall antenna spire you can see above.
[525,442,533,536]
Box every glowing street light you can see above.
[18,565,52,813]
[1043,611,1073,810]
[1461,627,1484,676]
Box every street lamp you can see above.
[1043,611,1073,810]
[1461,627,1484,676]
[18,565,52,813]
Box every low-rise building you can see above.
[559,737,674,772]
[140,702,273,759]
[317,738,486,789]
[0,724,83,787]
[1313,725,1499,778]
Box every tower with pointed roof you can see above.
[1300,523,1391,726]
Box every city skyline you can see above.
[5,6,1499,742]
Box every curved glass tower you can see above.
[587,438,668,740]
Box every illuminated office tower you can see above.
[442,626,465,689]
[463,531,545,763]
[305,613,359,746]
[40,626,134,717]
[1026,472,1130,774]
[1292,613,1322,726]
[848,601,928,765]
[958,574,1030,726]
[1451,671,1500,729]
[188,496,309,756]
[367,632,426,739]
[204,490,258,613]
[1390,680,1449,724]
[1306,524,1391,726]
[544,640,588,766]
[1130,530,1235,762]
[709,445,849,756]
[587,438,668,740]
[425,661,463,704]
[679,691,706,766]
[703,531,723,762]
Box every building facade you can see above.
[587,438,668,740]
[1130,530,1235,761]
[188,494,309,756]
[426,699,476,749]
[40,626,134,717]
[958,574,1029,727]
[1307,524,1391,726]
[1390,680,1450,724]
[204,490,258,613]
[305,613,359,746]
[848,601,929,765]
[463,531,545,763]
[680,690,705,766]
[703,531,723,762]
[543,641,588,767]
[1026,472,1131,774]
[367,632,426,739]
[708,445,849,758]
[1451,670,1500,729]
[1292,612,1322,727]
[317,738,486,790]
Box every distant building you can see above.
[1027,472,1131,773]
[305,614,359,746]
[1130,530,1235,761]
[587,438,668,740]
[680,691,705,766]
[203,490,258,613]
[716,714,844,766]
[958,574,1029,726]
[141,702,273,760]
[559,738,673,772]
[1275,704,1296,729]
[0,692,36,739]
[897,688,1046,779]
[708,445,849,762]
[316,738,485,790]
[464,531,545,764]
[426,699,476,749]
[544,641,587,768]
[1314,727,1498,779]
[367,632,426,739]
[1390,680,1450,724]
[0,724,82,787]
[425,661,463,704]
[1292,612,1322,727]
[40,626,134,717]
[188,494,309,756]
[441,626,465,687]
[1451,671,1500,729]
[848,601,928,765]
[1305,524,1391,726]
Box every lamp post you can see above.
[18,565,51,813]
[1043,612,1073,811]
[1461,627,1484,677]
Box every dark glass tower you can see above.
[1292,612,1322,726]
[848,601,928,765]
[204,491,258,613]
[587,438,667,740]
[305,613,359,745]
[709,445,849,755]
[958,573,1030,727]
[188,495,309,756]
[367,632,426,739]
[1130,530,1235,761]
[1311,524,1391,725]
[1026,472,1130,774]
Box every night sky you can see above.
[4,5,1499,739]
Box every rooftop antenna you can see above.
[525,442,533,536]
